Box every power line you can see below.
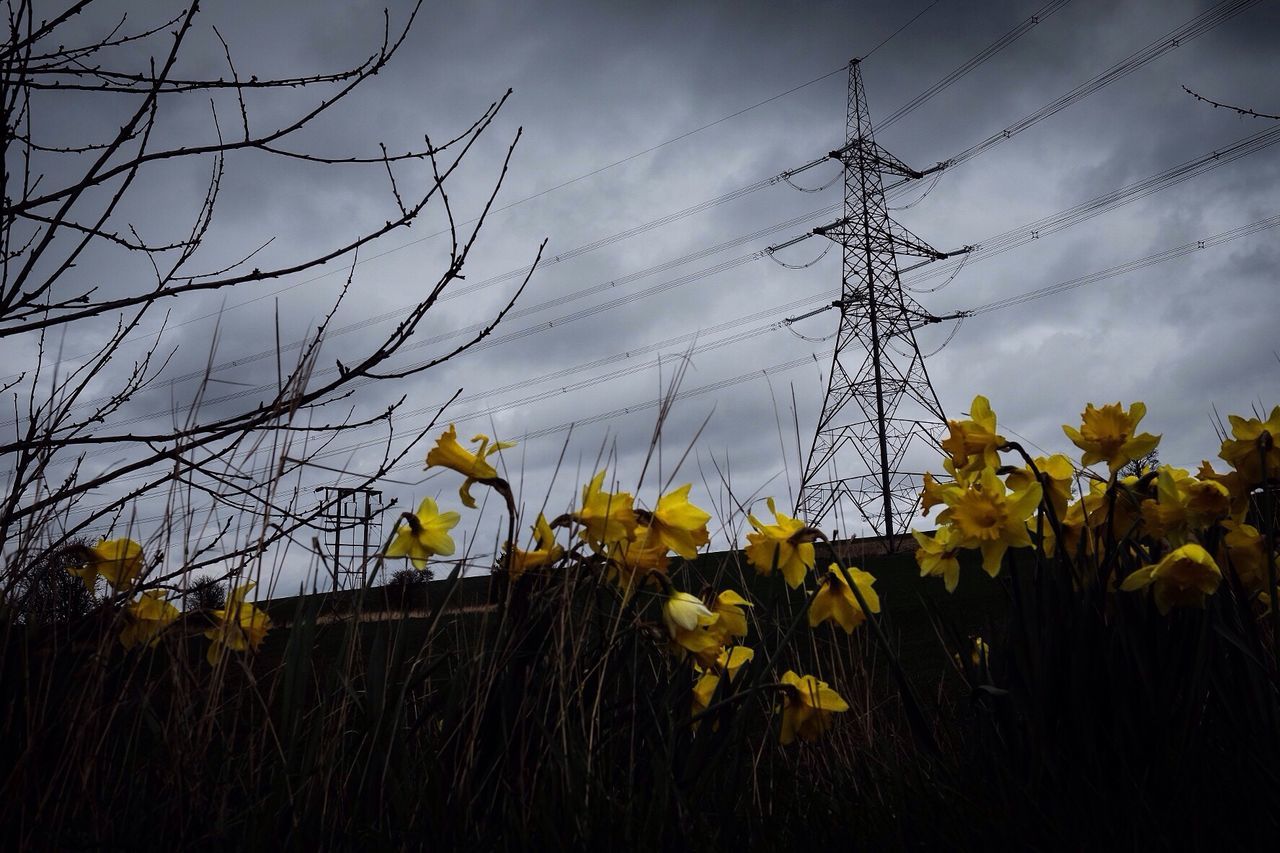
[861,0,946,61]
[14,66,849,380]
[962,212,1280,315]
[57,186,1280,518]
[906,121,1280,287]
[878,0,1072,131]
[61,95,1280,421]
[944,0,1263,169]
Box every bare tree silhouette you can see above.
[0,1,542,602]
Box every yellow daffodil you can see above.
[920,458,974,513]
[745,497,816,589]
[574,470,637,548]
[779,670,849,745]
[119,590,180,649]
[1055,473,1143,560]
[1140,467,1230,545]
[920,471,949,517]
[692,670,721,718]
[204,582,272,666]
[808,563,879,633]
[912,526,963,592]
[385,497,460,570]
[507,513,564,580]
[937,466,1042,577]
[1218,406,1280,486]
[1219,520,1270,592]
[687,591,752,668]
[644,484,711,559]
[940,395,1006,475]
[69,537,145,592]
[1120,543,1222,615]
[1063,401,1161,472]
[691,647,755,725]
[712,645,754,679]
[1196,460,1250,520]
[1005,453,1075,520]
[605,527,670,596]
[709,589,752,643]
[663,589,716,635]
[425,424,515,509]
[663,590,721,658]
[692,648,755,729]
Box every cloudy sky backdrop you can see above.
[16,0,1280,593]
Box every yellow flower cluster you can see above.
[913,397,1043,588]
[385,424,514,575]
[62,537,273,664]
[412,428,865,746]
[570,469,712,595]
[119,589,180,650]
[914,395,1280,618]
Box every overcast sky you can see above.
[14,0,1280,593]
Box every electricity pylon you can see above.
[791,59,968,544]
[316,485,391,590]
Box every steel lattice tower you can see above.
[796,59,966,544]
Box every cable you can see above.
[861,0,946,61]
[15,69,847,381]
[918,317,963,358]
[34,111,1280,443]
[784,323,838,344]
[782,168,842,193]
[878,0,1073,131]
[75,345,833,532]
[962,212,1280,315]
[907,247,968,293]
[51,111,1280,437]
[64,291,833,506]
[888,169,944,211]
[766,242,833,269]
[905,122,1280,289]
[946,0,1263,169]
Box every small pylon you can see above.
[796,59,967,545]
